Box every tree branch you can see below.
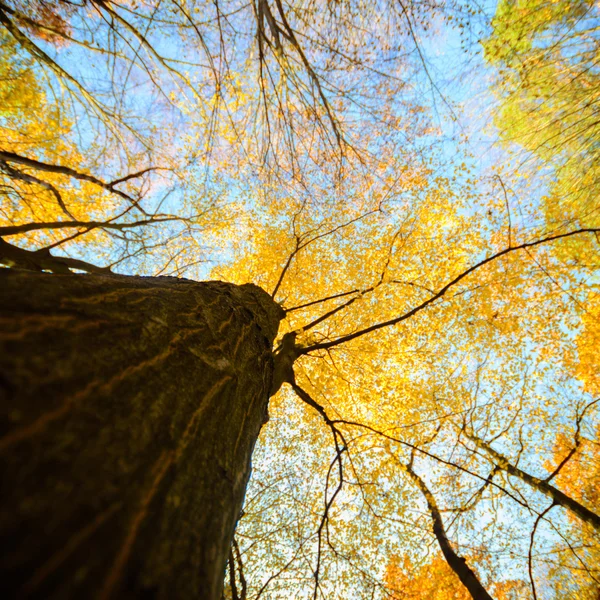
[0,150,147,213]
[0,238,112,274]
[0,216,181,237]
[403,456,494,600]
[301,227,600,353]
[466,431,600,531]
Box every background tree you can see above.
[484,0,600,260]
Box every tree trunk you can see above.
[0,270,284,600]
[404,462,494,600]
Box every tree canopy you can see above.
[1,0,599,598]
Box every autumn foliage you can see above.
[1,0,599,598]
[385,554,472,600]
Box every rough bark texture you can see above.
[0,270,284,600]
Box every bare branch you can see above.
[0,150,147,213]
[402,456,494,600]
[0,159,75,218]
[301,227,600,353]
[0,215,181,237]
[0,238,112,274]
[528,503,556,600]
[465,430,600,531]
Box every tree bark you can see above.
[405,462,494,600]
[466,432,600,532]
[0,270,284,600]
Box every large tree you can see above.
[1,270,283,599]
[1,1,599,598]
